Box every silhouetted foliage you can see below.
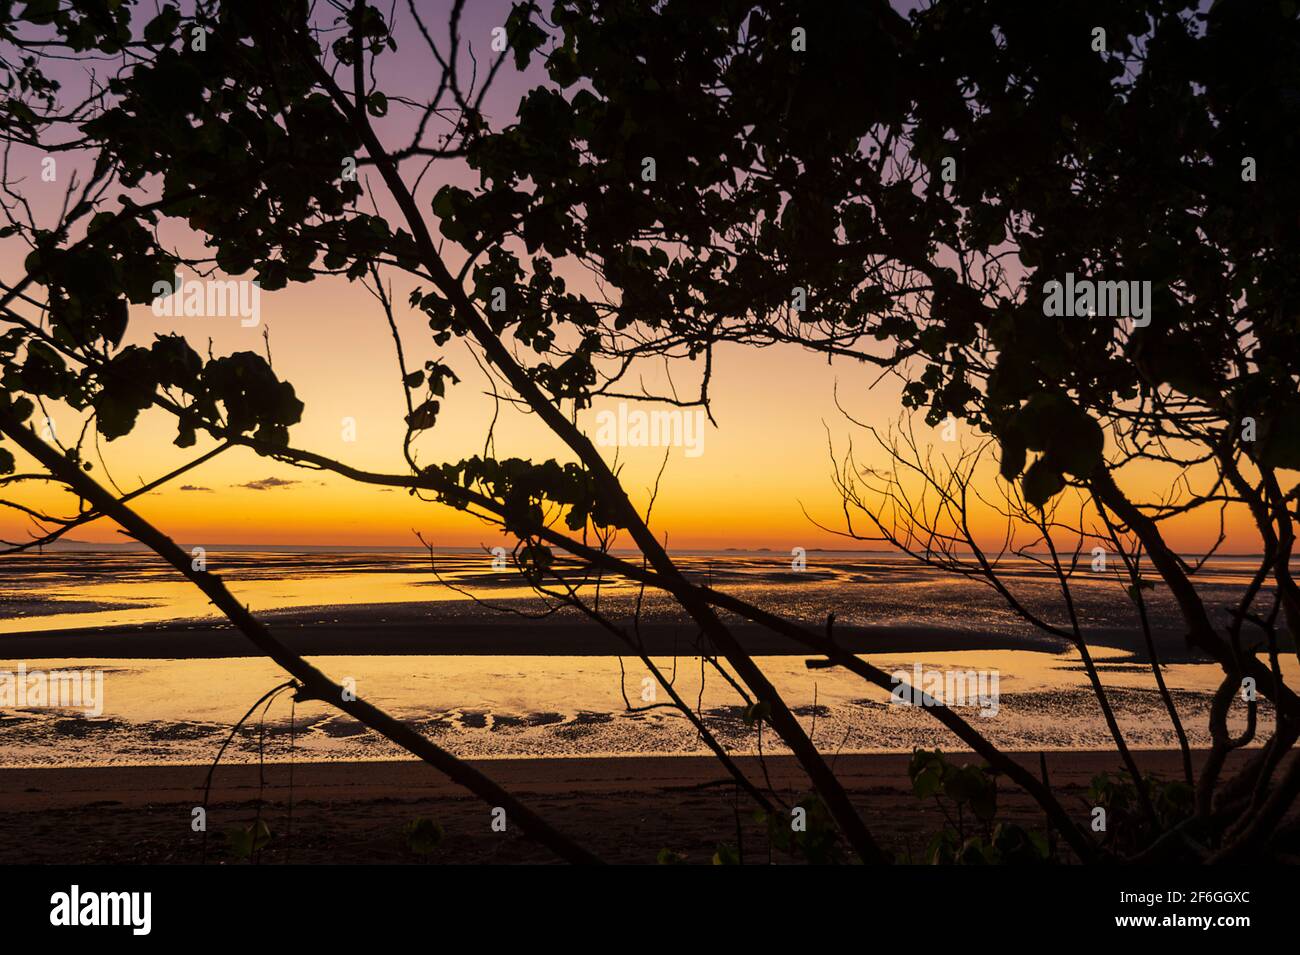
[2,0,1297,863]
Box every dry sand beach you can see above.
[0,750,1275,865]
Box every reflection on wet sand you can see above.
[0,650,1286,767]
[1,549,1291,767]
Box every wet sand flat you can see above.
[2,609,1200,660]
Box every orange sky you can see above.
[0,1,1270,555]
[2,284,1257,553]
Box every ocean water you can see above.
[0,549,1290,767]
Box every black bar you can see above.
[0,863,1283,941]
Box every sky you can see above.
[0,1,1267,554]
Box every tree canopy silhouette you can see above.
[1,0,1298,863]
